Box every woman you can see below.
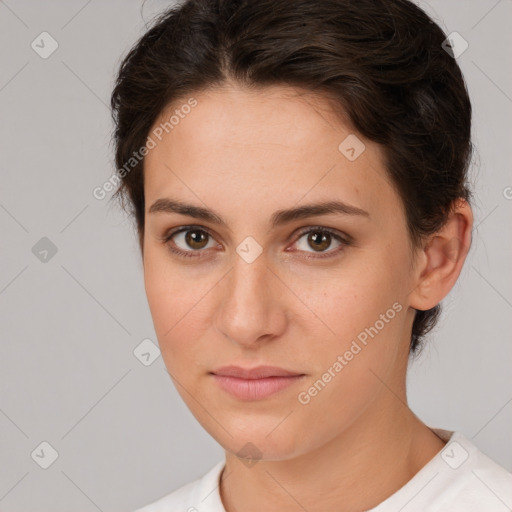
[110,0,512,510]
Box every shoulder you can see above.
[434,430,512,510]
[132,460,226,512]
[370,428,512,512]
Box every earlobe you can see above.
[409,199,473,311]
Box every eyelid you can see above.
[158,225,220,259]
[285,226,351,259]
[291,225,353,246]
[159,225,219,245]
[160,224,352,259]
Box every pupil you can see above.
[310,231,330,251]
[186,230,207,249]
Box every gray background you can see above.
[0,0,511,510]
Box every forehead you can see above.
[150,84,355,153]
[143,84,401,227]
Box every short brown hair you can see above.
[110,0,473,355]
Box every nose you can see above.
[214,253,287,348]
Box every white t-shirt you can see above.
[133,428,512,511]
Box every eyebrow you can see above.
[148,197,370,229]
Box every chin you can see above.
[203,415,307,462]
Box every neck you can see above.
[219,391,446,512]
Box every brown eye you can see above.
[163,227,217,258]
[291,227,350,259]
[162,225,350,261]
[184,229,209,250]
[306,231,332,252]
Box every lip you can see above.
[212,365,304,379]
[210,365,306,400]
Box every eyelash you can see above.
[159,225,352,261]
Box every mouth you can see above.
[210,365,306,401]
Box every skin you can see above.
[142,82,473,512]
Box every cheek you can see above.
[144,251,173,329]
[294,270,407,440]
[304,249,408,391]
[318,261,400,340]
[143,250,200,356]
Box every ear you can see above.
[409,198,473,311]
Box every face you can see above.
[142,84,419,461]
